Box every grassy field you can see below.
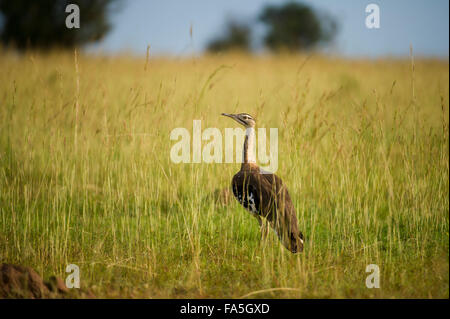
[0,50,448,298]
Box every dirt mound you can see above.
[0,263,93,299]
[0,264,51,298]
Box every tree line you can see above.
[0,1,336,53]
[207,2,337,53]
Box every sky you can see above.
[90,0,449,58]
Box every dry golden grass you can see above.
[0,50,448,298]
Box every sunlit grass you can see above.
[0,50,448,298]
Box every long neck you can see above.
[241,127,256,169]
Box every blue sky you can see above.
[90,0,449,58]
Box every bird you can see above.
[221,112,304,253]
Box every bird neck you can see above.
[242,127,256,169]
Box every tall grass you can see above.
[0,51,448,298]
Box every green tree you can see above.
[0,0,120,50]
[259,2,337,51]
[207,20,251,53]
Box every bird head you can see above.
[221,113,256,128]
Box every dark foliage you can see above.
[0,0,119,50]
[259,2,337,51]
[207,20,251,53]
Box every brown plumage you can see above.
[222,112,304,253]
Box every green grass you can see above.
[0,51,448,298]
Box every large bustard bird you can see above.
[222,113,304,253]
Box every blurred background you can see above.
[0,0,448,58]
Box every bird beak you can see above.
[222,113,246,127]
[221,113,235,118]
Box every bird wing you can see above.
[260,172,300,234]
[232,169,300,236]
